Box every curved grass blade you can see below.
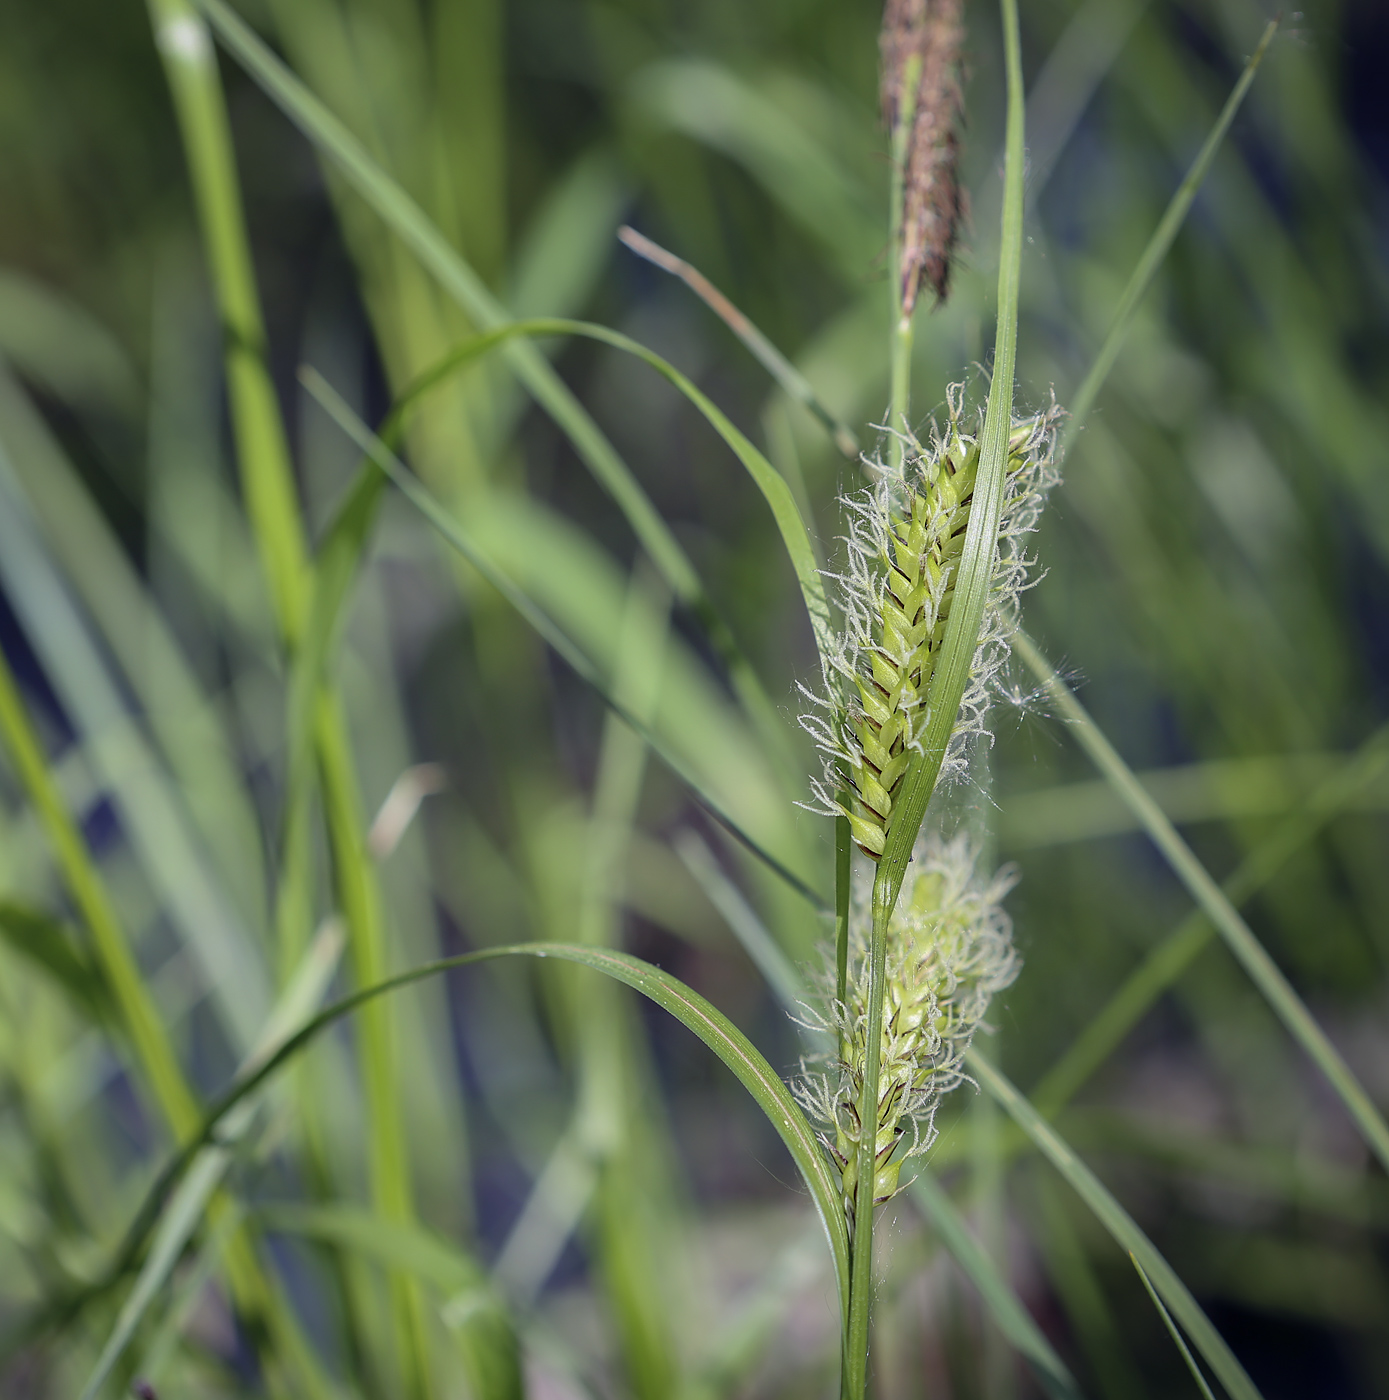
[969,1051,1264,1400]
[108,943,853,1338]
[1014,630,1389,1175]
[193,0,811,772]
[616,225,859,458]
[1129,1254,1218,1400]
[352,317,832,662]
[1062,18,1279,452]
[301,368,827,913]
[911,1171,1082,1400]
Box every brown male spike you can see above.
[880,0,966,312]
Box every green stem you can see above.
[146,0,309,642]
[835,810,852,1014]
[844,875,893,1400]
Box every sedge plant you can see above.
[4,0,1389,1398]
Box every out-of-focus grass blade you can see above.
[1129,1254,1218,1400]
[574,573,684,1400]
[1032,722,1389,1117]
[196,0,798,774]
[0,633,201,1139]
[627,59,877,275]
[1064,1110,1389,1228]
[131,1197,242,1390]
[1034,1174,1145,1400]
[674,830,806,1019]
[510,149,628,321]
[492,1121,597,1309]
[1020,0,1147,211]
[1063,18,1279,450]
[617,225,859,458]
[0,269,141,416]
[148,0,310,642]
[0,903,113,1024]
[677,1230,827,1400]
[1001,751,1389,848]
[969,1050,1264,1400]
[301,369,827,912]
[0,434,271,1050]
[260,1203,522,1400]
[78,920,344,1400]
[0,362,270,936]
[912,1170,1083,1400]
[1014,630,1389,1174]
[118,943,854,1337]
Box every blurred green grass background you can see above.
[0,0,1387,1396]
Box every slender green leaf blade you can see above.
[1129,1253,1218,1400]
[118,944,853,1333]
[970,1050,1264,1400]
[1063,19,1279,451]
[912,1171,1083,1400]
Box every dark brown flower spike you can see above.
[880,0,966,312]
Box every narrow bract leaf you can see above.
[1063,18,1279,452]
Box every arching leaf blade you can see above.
[111,944,852,1337]
[301,369,827,913]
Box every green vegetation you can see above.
[0,0,1386,1396]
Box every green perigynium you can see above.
[796,834,1019,1221]
[802,386,1061,859]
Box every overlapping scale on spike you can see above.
[837,418,1042,860]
